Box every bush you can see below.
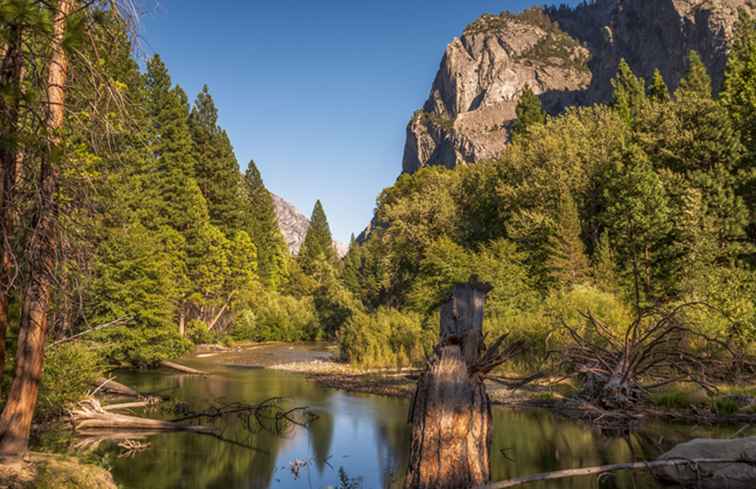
[37,343,103,420]
[186,319,214,344]
[92,325,192,368]
[230,291,318,342]
[339,308,434,368]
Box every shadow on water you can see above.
[37,347,753,489]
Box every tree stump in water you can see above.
[405,281,494,489]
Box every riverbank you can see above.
[0,452,118,489]
[240,343,756,427]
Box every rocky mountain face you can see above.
[403,0,753,173]
[271,194,348,258]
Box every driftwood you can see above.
[94,377,140,397]
[101,399,159,412]
[70,399,212,433]
[475,457,756,489]
[160,360,206,375]
[406,280,523,489]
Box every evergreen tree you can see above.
[592,231,619,294]
[511,86,546,136]
[648,69,670,102]
[189,85,245,234]
[341,234,362,293]
[720,13,756,250]
[611,59,646,124]
[299,200,336,274]
[143,55,208,232]
[545,190,591,288]
[241,160,289,289]
[676,51,712,99]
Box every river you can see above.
[39,344,752,489]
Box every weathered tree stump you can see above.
[405,280,494,489]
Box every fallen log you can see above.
[476,457,756,489]
[101,399,159,412]
[94,377,140,397]
[70,399,212,434]
[160,360,206,375]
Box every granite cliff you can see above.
[403,0,753,173]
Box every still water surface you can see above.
[45,346,751,489]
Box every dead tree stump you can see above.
[405,281,494,489]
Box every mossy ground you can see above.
[0,452,117,489]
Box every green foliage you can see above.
[37,343,102,420]
[648,69,670,102]
[339,308,432,368]
[189,85,245,234]
[241,160,289,289]
[186,320,214,345]
[88,224,183,331]
[93,325,191,368]
[299,200,336,274]
[544,190,591,288]
[230,290,318,342]
[611,59,646,124]
[511,86,546,137]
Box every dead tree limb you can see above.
[475,457,756,489]
[160,360,206,375]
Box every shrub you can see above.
[231,291,318,342]
[339,308,433,368]
[186,320,214,344]
[92,325,192,368]
[37,343,103,420]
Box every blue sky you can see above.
[138,1,581,242]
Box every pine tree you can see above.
[511,86,546,136]
[143,55,208,232]
[720,13,756,250]
[592,231,619,294]
[299,200,336,275]
[189,85,245,234]
[676,51,712,99]
[341,234,362,293]
[611,59,646,124]
[241,160,289,289]
[545,190,591,288]
[648,69,670,102]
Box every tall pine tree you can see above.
[189,85,245,234]
[511,86,546,137]
[241,160,289,289]
[299,200,336,275]
[545,190,591,288]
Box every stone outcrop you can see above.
[271,194,347,257]
[657,437,756,489]
[403,0,754,173]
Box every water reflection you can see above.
[40,350,754,489]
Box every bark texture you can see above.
[405,282,493,489]
[0,0,73,457]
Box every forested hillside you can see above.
[342,19,756,401]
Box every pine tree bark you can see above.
[0,0,73,457]
[405,281,494,489]
[0,21,24,391]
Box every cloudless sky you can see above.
[138,1,582,242]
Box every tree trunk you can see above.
[0,0,73,457]
[0,21,24,391]
[405,281,493,489]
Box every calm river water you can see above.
[41,345,752,489]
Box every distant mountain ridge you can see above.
[271,193,348,258]
[403,0,754,173]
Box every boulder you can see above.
[656,437,756,489]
